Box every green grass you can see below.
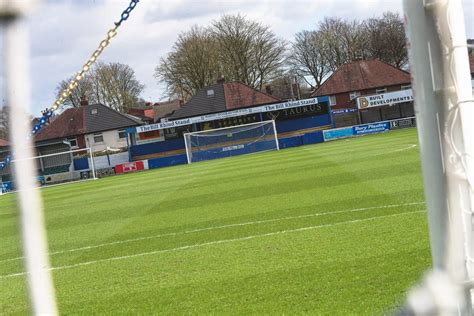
[0,128,431,314]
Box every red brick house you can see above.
[35,102,141,154]
[312,59,412,127]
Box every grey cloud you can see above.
[21,0,474,116]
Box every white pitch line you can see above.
[392,144,417,153]
[0,210,426,280]
[0,201,425,263]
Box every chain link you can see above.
[0,0,140,174]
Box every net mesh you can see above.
[184,121,279,164]
[1,148,95,194]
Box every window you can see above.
[66,137,78,148]
[376,88,387,94]
[349,91,360,100]
[93,133,104,143]
[206,89,215,97]
[401,85,411,90]
[329,95,336,106]
[118,130,126,139]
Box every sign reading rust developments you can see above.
[134,97,325,134]
[357,89,413,109]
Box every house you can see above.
[169,81,280,120]
[126,108,155,124]
[35,101,141,154]
[128,80,331,163]
[133,81,283,146]
[152,99,183,122]
[312,59,412,127]
[127,99,184,125]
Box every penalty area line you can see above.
[0,210,426,280]
[0,201,425,263]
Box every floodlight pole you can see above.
[403,0,474,313]
[1,1,58,315]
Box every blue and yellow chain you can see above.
[0,0,139,172]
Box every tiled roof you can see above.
[169,82,280,119]
[312,60,411,96]
[152,99,183,122]
[35,104,141,142]
[0,139,9,147]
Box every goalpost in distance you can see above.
[183,120,279,164]
[0,147,97,195]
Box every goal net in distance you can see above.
[0,147,97,194]
[184,120,279,164]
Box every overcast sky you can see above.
[1,0,473,115]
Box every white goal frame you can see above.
[1,147,97,195]
[183,120,279,164]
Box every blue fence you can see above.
[276,115,331,133]
[323,117,415,142]
[352,122,390,136]
[191,140,277,163]
[73,158,89,170]
[131,138,185,157]
[123,116,415,174]
[148,154,188,169]
[323,127,353,141]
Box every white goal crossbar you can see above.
[1,147,97,195]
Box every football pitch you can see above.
[0,128,431,314]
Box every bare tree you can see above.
[287,30,331,89]
[91,62,144,113]
[155,26,221,101]
[211,14,286,90]
[56,75,95,108]
[56,62,144,113]
[364,12,408,68]
[156,15,286,99]
[318,17,368,71]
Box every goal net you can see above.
[184,120,279,164]
[0,147,96,194]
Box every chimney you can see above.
[265,85,273,95]
[216,76,225,84]
[80,95,89,106]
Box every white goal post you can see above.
[183,120,279,164]
[1,147,97,195]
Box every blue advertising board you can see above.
[323,127,354,141]
[331,108,358,115]
[352,122,390,136]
